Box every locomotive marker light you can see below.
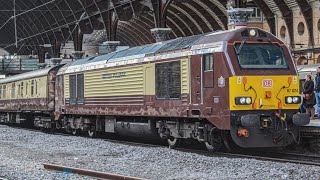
[242,76,247,84]
[235,97,252,105]
[245,97,252,104]
[292,97,300,104]
[249,29,257,37]
[285,96,301,104]
[265,91,272,98]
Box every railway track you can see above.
[43,163,145,180]
[103,138,320,167]
[4,124,320,168]
[102,137,320,167]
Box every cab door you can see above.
[54,75,64,120]
[203,54,214,88]
[190,55,202,105]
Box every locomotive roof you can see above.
[0,65,60,84]
[60,27,270,74]
[70,32,210,67]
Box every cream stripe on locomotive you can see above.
[64,58,190,99]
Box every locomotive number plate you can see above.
[262,79,273,88]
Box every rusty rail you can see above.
[43,163,146,180]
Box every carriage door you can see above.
[203,54,214,88]
[55,75,64,118]
[191,55,202,105]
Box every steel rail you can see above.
[43,163,146,180]
[104,138,320,166]
[215,152,320,166]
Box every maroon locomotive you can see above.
[0,27,309,151]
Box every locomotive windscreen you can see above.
[235,43,288,69]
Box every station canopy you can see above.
[0,0,314,55]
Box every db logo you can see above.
[262,79,273,88]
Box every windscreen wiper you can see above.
[236,39,246,55]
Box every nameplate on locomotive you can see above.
[101,72,127,79]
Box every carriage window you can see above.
[0,85,2,99]
[235,43,288,69]
[155,61,181,99]
[17,84,20,98]
[35,80,37,96]
[31,80,34,97]
[11,83,15,99]
[3,85,6,98]
[26,83,28,96]
[20,82,23,97]
[204,54,214,71]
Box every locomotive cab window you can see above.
[155,61,181,100]
[235,43,288,69]
[204,54,214,71]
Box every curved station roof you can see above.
[0,0,317,56]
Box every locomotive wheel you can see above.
[221,131,243,152]
[71,129,77,135]
[309,139,320,153]
[87,130,95,138]
[167,137,181,149]
[205,128,223,152]
[42,127,55,134]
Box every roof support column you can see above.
[104,11,118,41]
[150,0,173,42]
[296,0,314,47]
[272,0,294,48]
[52,40,61,58]
[37,48,45,64]
[151,0,172,28]
[252,0,276,35]
[72,26,84,59]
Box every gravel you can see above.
[1,125,320,180]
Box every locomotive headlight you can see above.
[240,98,246,104]
[235,97,252,105]
[285,96,301,104]
[249,29,257,37]
[246,97,252,104]
[293,97,299,104]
